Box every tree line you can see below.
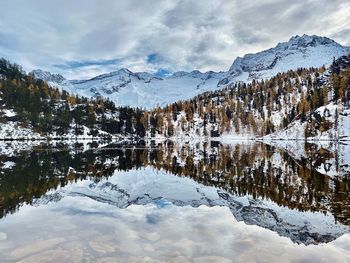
[1,54,350,139]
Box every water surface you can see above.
[0,140,349,262]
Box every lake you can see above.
[0,140,349,262]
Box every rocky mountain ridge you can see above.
[32,34,350,109]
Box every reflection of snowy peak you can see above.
[35,167,348,245]
[32,35,349,109]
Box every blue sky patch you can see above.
[154,69,172,78]
[147,53,160,64]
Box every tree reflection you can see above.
[0,141,349,225]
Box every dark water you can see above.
[0,140,349,262]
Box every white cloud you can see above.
[3,199,350,262]
[0,0,349,79]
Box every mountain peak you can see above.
[171,71,190,78]
[227,34,349,82]
[31,69,67,84]
[88,68,133,81]
[286,34,337,48]
[117,68,132,74]
[107,68,133,76]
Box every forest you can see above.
[146,54,350,138]
[0,58,146,137]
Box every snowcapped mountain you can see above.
[219,34,349,85]
[70,68,225,108]
[32,68,225,109]
[32,34,349,109]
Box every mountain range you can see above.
[32,34,350,109]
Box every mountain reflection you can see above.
[0,140,349,227]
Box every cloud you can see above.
[0,0,349,79]
[53,59,120,70]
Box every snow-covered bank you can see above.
[264,103,350,142]
[0,121,121,141]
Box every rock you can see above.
[0,232,7,241]
[128,256,162,262]
[193,256,232,263]
[16,249,70,263]
[96,257,124,263]
[143,243,155,252]
[117,241,142,255]
[140,232,160,242]
[167,256,191,263]
[9,238,65,259]
[89,241,115,253]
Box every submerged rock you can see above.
[0,232,7,241]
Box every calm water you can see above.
[0,140,349,262]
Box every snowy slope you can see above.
[68,69,225,109]
[265,103,350,141]
[32,68,225,109]
[32,35,349,109]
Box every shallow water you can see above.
[0,141,349,262]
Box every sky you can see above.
[0,0,349,80]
